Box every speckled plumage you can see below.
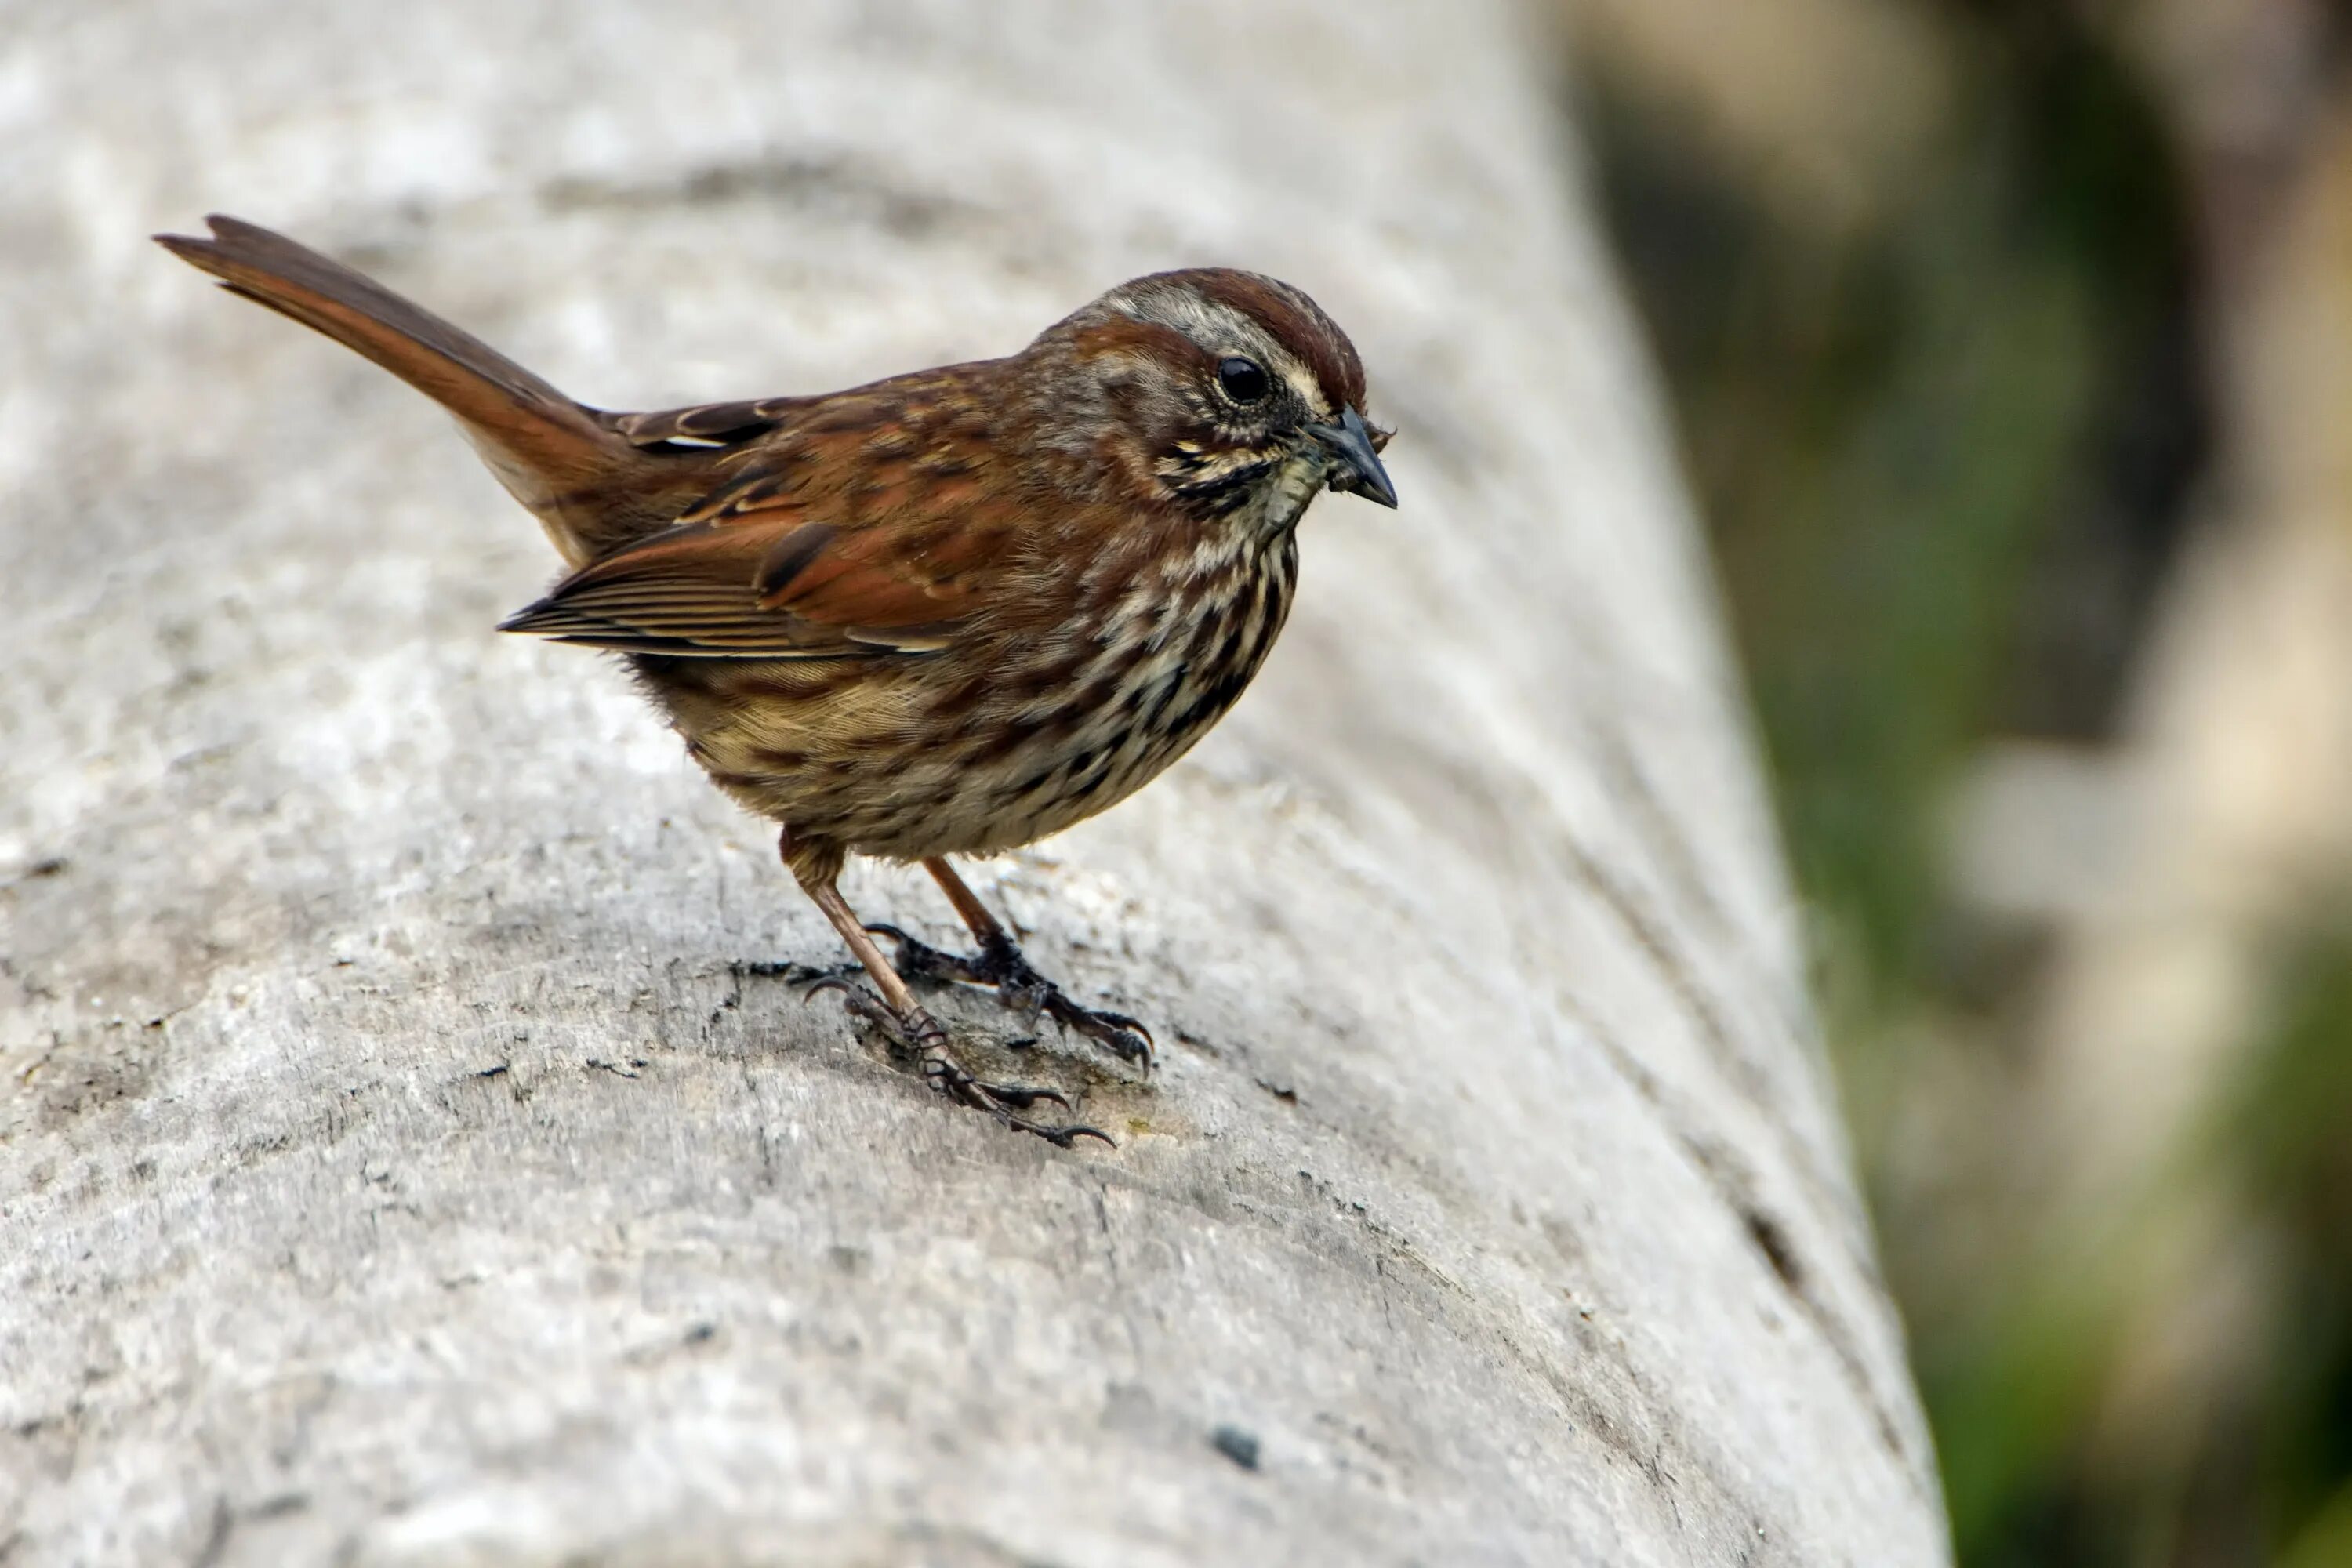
[158,215,1393,1145]
[649,482,1302,880]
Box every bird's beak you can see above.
[1305,407,1399,509]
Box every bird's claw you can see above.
[866,925,1156,1072]
[805,974,1111,1149]
[956,1078,1073,1114]
[921,1050,1112,1147]
[803,972,889,1022]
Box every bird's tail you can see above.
[157,214,686,564]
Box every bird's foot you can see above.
[805,977,1113,1149]
[865,924,1155,1071]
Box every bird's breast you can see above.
[956,530,1301,843]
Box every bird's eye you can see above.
[1217,357,1271,405]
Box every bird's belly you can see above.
[639,543,1296,860]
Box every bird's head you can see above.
[1036,267,1396,535]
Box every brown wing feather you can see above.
[596,396,811,448]
[500,367,1028,659]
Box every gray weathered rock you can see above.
[0,2,1949,1563]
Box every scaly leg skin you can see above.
[863,857,1156,1072]
[787,837,1112,1149]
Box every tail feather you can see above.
[157,215,694,564]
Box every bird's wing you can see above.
[503,377,1032,659]
[593,396,812,449]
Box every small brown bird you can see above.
[157,215,1395,1146]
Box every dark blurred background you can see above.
[1556,1,2352,1563]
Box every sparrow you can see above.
[157,215,1395,1146]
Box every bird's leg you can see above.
[864,856,1154,1071]
[787,837,1109,1148]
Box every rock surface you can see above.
[0,2,1948,1563]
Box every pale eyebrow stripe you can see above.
[1140,292,1334,412]
[1276,359,1326,411]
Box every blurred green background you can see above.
[1559,1,2352,1563]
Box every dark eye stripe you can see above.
[1167,456,1275,517]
